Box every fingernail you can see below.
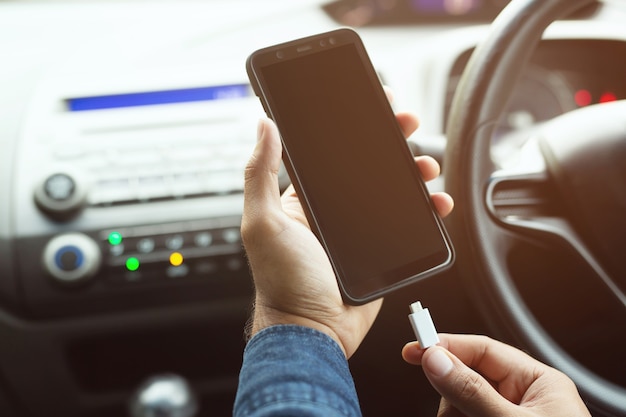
[425,348,454,377]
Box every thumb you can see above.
[421,347,514,417]
[243,118,283,216]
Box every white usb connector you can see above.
[408,301,440,349]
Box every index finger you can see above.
[403,334,543,386]
[396,111,419,138]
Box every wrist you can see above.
[249,304,347,357]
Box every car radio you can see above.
[4,67,267,318]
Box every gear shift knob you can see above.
[129,374,198,417]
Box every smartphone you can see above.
[246,28,454,305]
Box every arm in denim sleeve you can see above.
[233,325,362,417]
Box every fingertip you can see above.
[244,118,282,214]
[422,347,454,378]
[402,341,425,365]
[431,192,454,218]
[256,117,267,142]
[383,85,395,103]
[256,118,279,147]
[415,155,441,181]
[396,111,420,138]
[251,118,281,167]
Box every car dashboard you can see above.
[0,0,624,416]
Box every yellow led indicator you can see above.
[108,232,123,246]
[169,252,184,267]
[126,257,140,271]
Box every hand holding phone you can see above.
[246,28,454,305]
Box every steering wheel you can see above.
[443,0,626,415]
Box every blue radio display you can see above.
[66,83,251,111]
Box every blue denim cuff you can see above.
[233,325,362,417]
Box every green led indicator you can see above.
[108,232,123,246]
[126,257,140,272]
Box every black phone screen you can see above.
[250,31,452,302]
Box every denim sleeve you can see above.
[233,325,362,417]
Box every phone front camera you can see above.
[276,51,285,59]
[320,40,327,47]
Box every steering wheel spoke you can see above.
[487,170,626,308]
[487,169,557,224]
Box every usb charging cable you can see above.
[408,301,439,348]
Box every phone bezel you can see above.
[246,28,454,304]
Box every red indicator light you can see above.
[599,92,617,103]
[574,89,592,107]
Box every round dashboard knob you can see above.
[34,171,87,217]
[42,233,101,285]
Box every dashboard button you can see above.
[137,238,156,253]
[55,246,83,271]
[35,170,88,217]
[43,233,101,285]
[44,173,75,201]
[165,235,184,250]
[109,243,125,257]
[166,264,189,278]
[194,232,213,247]
[222,228,241,244]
